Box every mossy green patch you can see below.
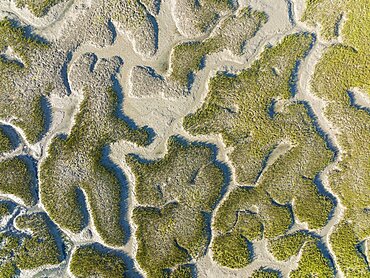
[304,0,370,276]
[175,0,234,36]
[0,128,12,155]
[269,231,333,276]
[330,222,370,277]
[0,19,47,67]
[0,213,63,275]
[303,0,369,51]
[15,0,65,17]
[168,264,193,278]
[0,261,17,278]
[214,187,291,239]
[12,95,48,145]
[302,0,345,41]
[128,137,224,277]
[170,8,267,85]
[184,33,331,186]
[0,202,11,220]
[269,232,312,261]
[110,0,148,28]
[290,239,334,277]
[0,157,35,206]
[184,33,334,268]
[212,232,252,269]
[211,187,291,268]
[0,18,49,144]
[251,268,281,278]
[41,83,149,245]
[70,245,126,278]
[14,213,62,269]
[170,40,218,86]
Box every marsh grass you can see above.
[0,157,36,206]
[304,0,370,275]
[290,239,334,277]
[15,0,65,17]
[41,84,149,246]
[70,245,126,278]
[170,8,267,86]
[0,128,12,154]
[251,268,281,278]
[269,232,312,261]
[0,212,63,275]
[0,18,49,144]
[184,33,335,268]
[128,136,225,277]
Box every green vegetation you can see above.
[110,0,147,28]
[212,232,252,268]
[183,33,331,186]
[0,261,17,278]
[193,0,233,32]
[0,18,49,144]
[14,213,62,269]
[40,55,148,246]
[302,0,345,41]
[108,0,158,56]
[290,239,334,277]
[174,0,234,37]
[0,233,19,277]
[41,64,149,246]
[330,222,369,277]
[269,232,334,276]
[0,157,35,206]
[169,265,193,278]
[251,268,281,278]
[0,212,63,275]
[0,127,12,154]
[0,0,366,275]
[0,19,47,67]
[303,0,369,52]
[70,245,126,278]
[184,33,334,268]
[212,187,291,267]
[132,206,190,278]
[214,187,291,239]
[211,8,267,55]
[15,0,65,17]
[0,202,11,219]
[13,95,48,145]
[170,8,267,85]
[170,40,218,86]
[304,0,370,276]
[269,232,311,261]
[127,137,224,277]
